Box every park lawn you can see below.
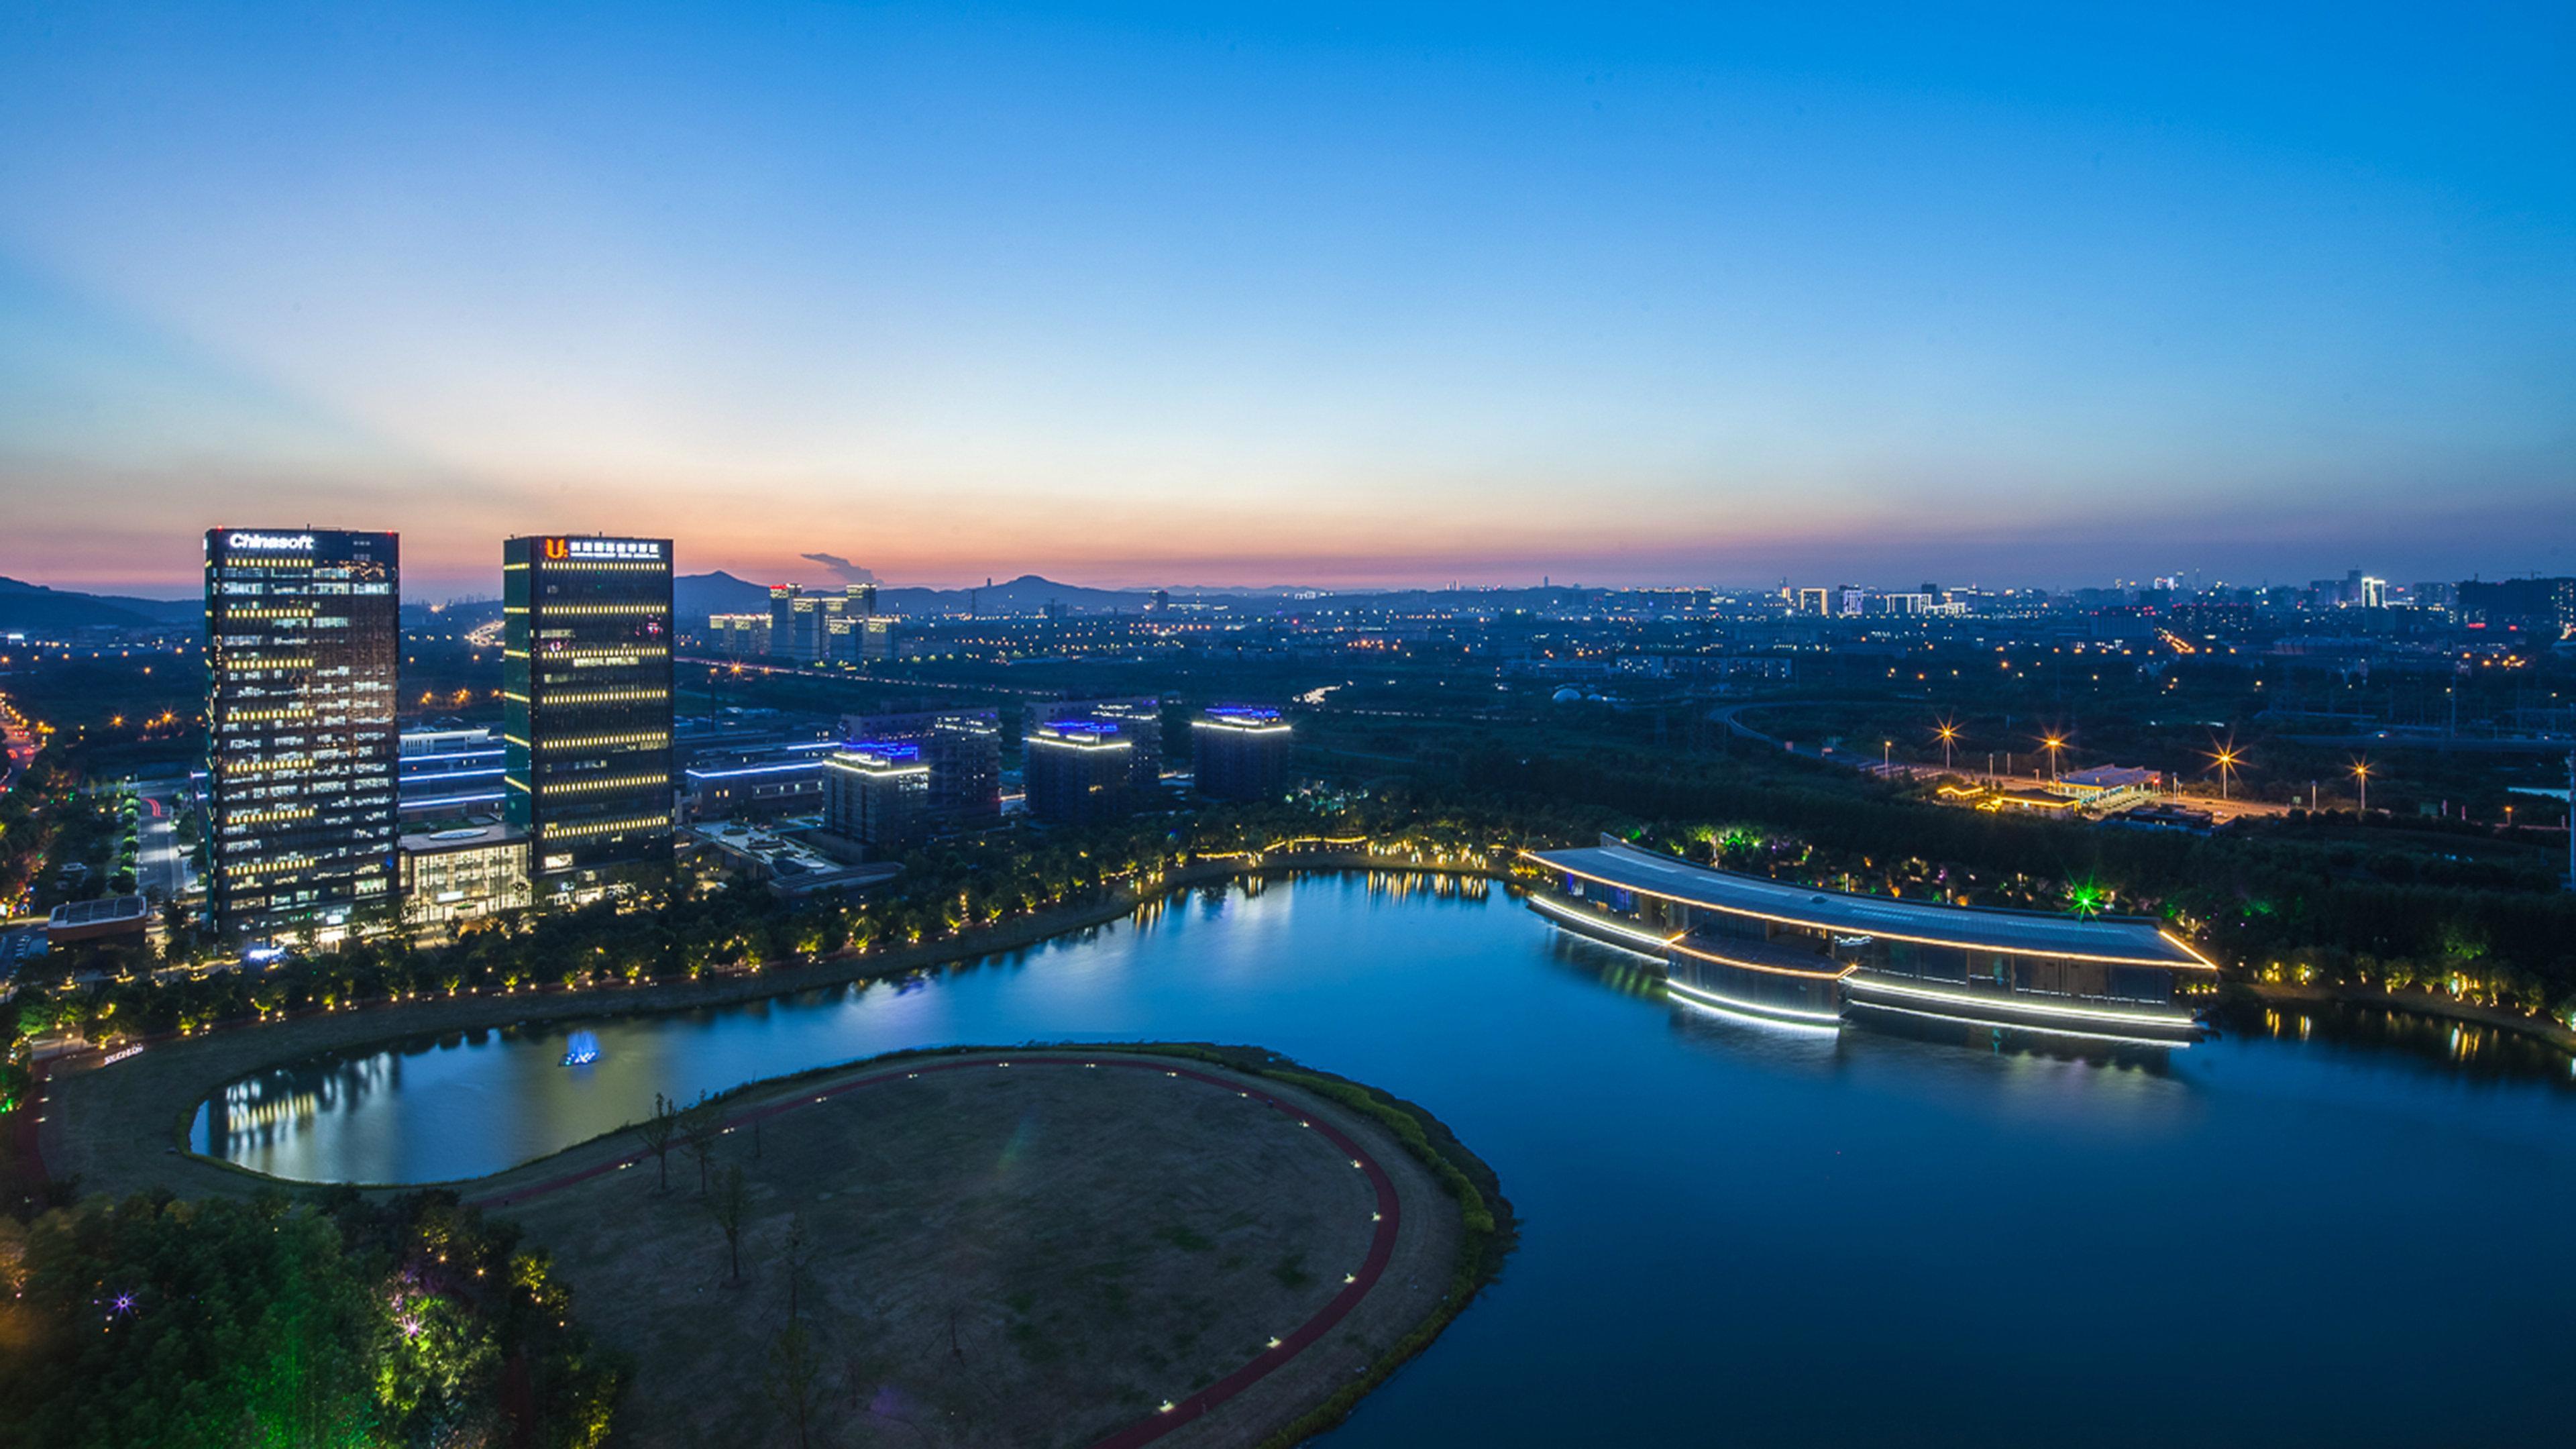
[506,1057,1405,1448]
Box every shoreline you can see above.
[2232,978,2576,1053]
[38,855,2575,1202]
[36,853,1505,1199]
[53,1034,1516,1449]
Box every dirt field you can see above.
[496,1053,1461,1449]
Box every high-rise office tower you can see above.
[503,535,677,882]
[203,528,401,944]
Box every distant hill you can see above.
[881,575,1156,616]
[676,570,774,625]
[0,578,197,632]
[675,571,1165,625]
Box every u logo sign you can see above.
[544,538,568,559]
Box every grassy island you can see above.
[9,1042,1513,1449]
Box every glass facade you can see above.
[1538,843,2204,1033]
[502,536,676,879]
[203,528,400,944]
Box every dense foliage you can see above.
[0,1189,621,1449]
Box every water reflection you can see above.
[197,875,2571,1178]
[2211,995,2576,1086]
[205,1053,398,1143]
[188,873,2576,1446]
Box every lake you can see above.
[196,873,2576,1447]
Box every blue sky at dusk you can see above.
[2,3,2570,598]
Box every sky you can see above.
[2,3,2571,600]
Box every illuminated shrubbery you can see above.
[0,1189,622,1449]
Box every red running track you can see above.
[465,1053,1403,1449]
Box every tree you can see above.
[706,1163,749,1283]
[779,1212,812,1323]
[1,1193,382,1448]
[633,1093,680,1193]
[678,1093,724,1196]
[761,1319,826,1449]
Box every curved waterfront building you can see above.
[1523,838,2211,1040]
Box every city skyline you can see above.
[5,5,2571,598]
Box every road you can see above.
[131,781,194,905]
[679,654,1061,698]
[1710,702,2295,822]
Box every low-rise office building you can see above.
[1523,837,2210,1038]
[398,822,531,931]
[398,727,506,820]
[675,724,839,822]
[2059,765,2161,809]
[46,894,150,946]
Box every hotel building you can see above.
[1032,697,1163,791]
[503,535,677,883]
[822,741,930,852]
[1023,718,1134,824]
[203,527,402,944]
[1523,837,2210,1039]
[835,709,1002,828]
[1191,705,1292,800]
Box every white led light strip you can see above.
[1525,894,1675,958]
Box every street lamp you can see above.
[1883,739,1892,771]
[2351,759,2371,814]
[1936,721,1960,773]
[2211,746,2240,802]
[2042,735,2065,782]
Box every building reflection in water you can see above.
[200,1051,400,1156]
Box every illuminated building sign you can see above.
[227,532,316,551]
[545,538,664,560]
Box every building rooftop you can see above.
[1199,704,1289,731]
[47,894,149,929]
[400,822,527,854]
[1525,839,2205,967]
[2063,765,2158,790]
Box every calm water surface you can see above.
[197,875,2576,1447]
